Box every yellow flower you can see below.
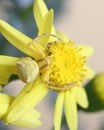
[0,93,41,128]
[0,0,94,130]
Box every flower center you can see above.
[38,40,86,90]
[27,34,87,91]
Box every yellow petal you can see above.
[78,45,94,57]
[64,91,77,130]
[54,92,64,130]
[0,93,14,119]
[0,20,33,57]
[6,78,49,122]
[34,0,56,42]
[33,0,48,29]
[85,65,95,79]
[0,56,19,85]
[8,109,41,128]
[74,87,89,108]
[0,93,41,128]
[38,9,56,44]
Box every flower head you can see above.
[39,40,86,90]
[0,0,94,130]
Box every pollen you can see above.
[40,40,87,89]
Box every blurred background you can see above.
[0,0,104,130]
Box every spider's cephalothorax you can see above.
[27,34,87,91]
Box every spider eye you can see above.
[47,42,53,49]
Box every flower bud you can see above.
[84,73,104,112]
